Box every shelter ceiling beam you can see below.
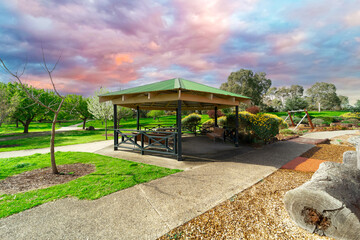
[179,93,239,106]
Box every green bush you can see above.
[181,113,201,133]
[280,129,296,135]
[341,112,360,120]
[147,110,165,121]
[237,111,285,143]
[312,118,325,126]
[218,116,227,127]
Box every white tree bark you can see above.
[284,162,360,239]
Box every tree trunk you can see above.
[105,118,108,140]
[284,162,360,239]
[23,121,31,133]
[16,119,18,128]
[318,102,321,112]
[82,118,87,129]
[50,115,59,174]
[49,99,64,174]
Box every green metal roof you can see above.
[100,78,250,99]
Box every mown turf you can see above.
[268,111,349,118]
[0,130,112,152]
[83,115,211,130]
[0,121,80,136]
[0,152,181,218]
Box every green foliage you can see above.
[312,118,325,126]
[0,152,181,218]
[0,82,19,127]
[279,129,296,135]
[236,111,285,143]
[306,82,341,111]
[64,94,93,128]
[181,113,201,133]
[147,110,165,122]
[220,69,271,106]
[341,112,360,120]
[201,119,214,128]
[284,96,308,111]
[217,116,227,127]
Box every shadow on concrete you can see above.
[99,135,315,170]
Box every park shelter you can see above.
[99,78,250,160]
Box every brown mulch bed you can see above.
[301,144,355,163]
[159,143,354,240]
[0,163,95,194]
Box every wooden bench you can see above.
[206,127,225,142]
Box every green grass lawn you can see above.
[0,120,80,136]
[0,152,181,218]
[268,111,350,118]
[0,130,112,152]
[83,114,211,130]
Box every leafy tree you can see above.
[0,82,19,127]
[289,85,304,98]
[147,110,165,122]
[284,96,308,111]
[353,99,360,112]
[7,82,51,133]
[87,88,113,139]
[64,94,92,129]
[220,69,272,106]
[117,106,133,128]
[338,95,350,110]
[306,82,341,111]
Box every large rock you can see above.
[343,151,358,168]
[284,162,360,239]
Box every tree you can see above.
[306,82,341,111]
[0,83,19,127]
[147,110,165,122]
[0,53,66,174]
[338,95,350,110]
[117,106,133,128]
[65,94,92,129]
[289,85,304,98]
[353,100,360,112]
[87,88,113,140]
[220,69,272,106]
[284,96,308,111]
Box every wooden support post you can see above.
[235,106,239,147]
[113,104,118,150]
[177,100,182,161]
[137,106,140,130]
[288,111,295,127]
[304,109,314,129]
[214,106,218,127]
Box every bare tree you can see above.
[0,51,65,174]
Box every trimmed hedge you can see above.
[182,113,201,133]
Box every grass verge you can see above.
[0,121,80,136]
[0,130,112,152]
[0,152,181,218]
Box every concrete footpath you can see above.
[0,139,314,240]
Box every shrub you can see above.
[201,119,214,128]
[312,118,325,126]
[218,116,227,127]
[207,109,224,119]
[280,129,296,135]
[182,113,201,133]
[165,111,176,116]
[236,111,284,143]
[245,106,260,114]
[341,112,360,120]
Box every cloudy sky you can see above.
[0,0,359,103]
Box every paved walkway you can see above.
[0,138,314,239]
[301,129,359,139]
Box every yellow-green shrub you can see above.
[182,113,201,133]
[341,112,360,120]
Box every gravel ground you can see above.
[159,143,355,240]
